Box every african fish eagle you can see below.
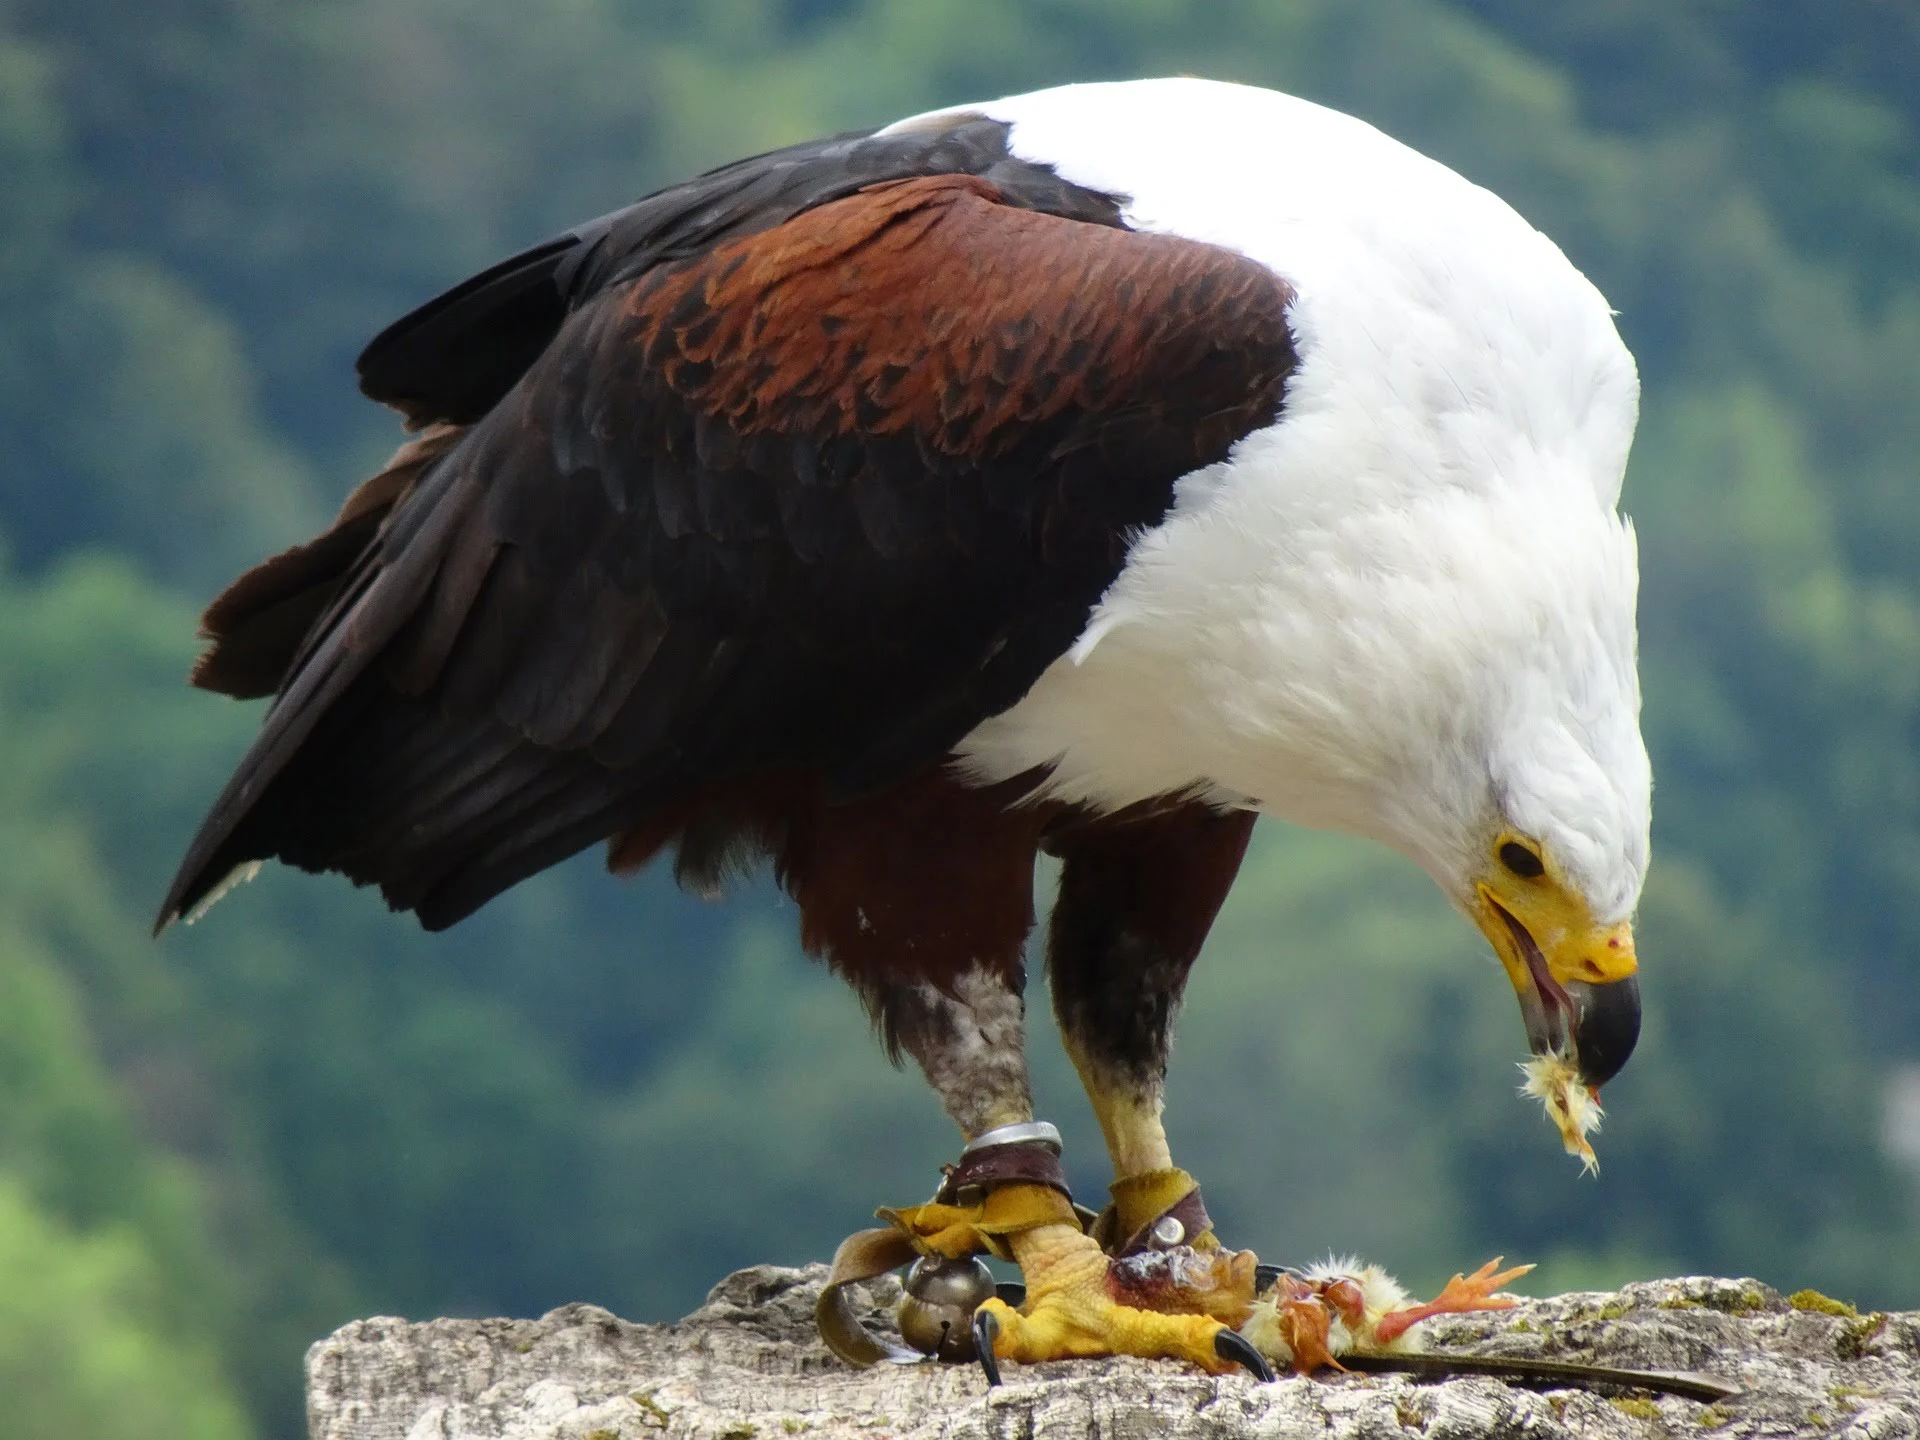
[159,78,1648,1376]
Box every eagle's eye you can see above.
[1499,840,1546,879]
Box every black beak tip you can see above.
[1573,973,1641,1088]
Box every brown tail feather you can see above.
[190,425,463,699]
[155,429,476,933]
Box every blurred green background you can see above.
[2,1,1919,1435]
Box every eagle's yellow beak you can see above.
[1473,838,1641,1088]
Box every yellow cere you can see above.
[1520,1053,1602,1174]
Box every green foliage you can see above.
[0,889,252,1433]
[0,4,1916,1437]
[0,1176,250,1440]
[0,21,321,592]
[591,922,954,1312]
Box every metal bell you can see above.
[895,1255,997,1362]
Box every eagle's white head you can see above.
[949,78,1650,1133]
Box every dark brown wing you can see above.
[354,116,1127,429]
[159,173,1295,933]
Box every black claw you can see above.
[1215,1328,1276,1383]
[972,1308,1002,1387]
[1254,1264,1287,1293]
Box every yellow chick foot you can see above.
[969,1222,1275,1384]
[1367,1258,1535,1347]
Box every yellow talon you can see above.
[982,1221,1243,1374]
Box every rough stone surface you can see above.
[308,1266,1920,1439]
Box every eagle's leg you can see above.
[1032,807,1528,1373]
[955,805,1268,1378]
[1046,804,1258,1256]
[881,951,1256,1376]
[883,967,1037,1139]
[877,966,1086,1251]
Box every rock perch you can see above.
[307,1265,1920,1439]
